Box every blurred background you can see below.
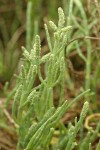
[0,0,62,87]
[0,0,100,87]
[0,0,100,149]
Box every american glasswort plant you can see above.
[12,7,100,150]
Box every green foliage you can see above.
[11,7,100,150]
[0,1,100,149]
[62,0,100,109]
